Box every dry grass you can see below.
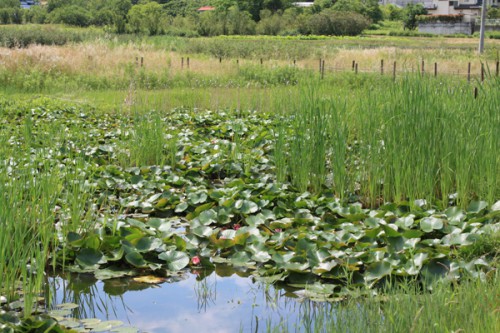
[0,39,498,87]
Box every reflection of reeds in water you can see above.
[194,275,217,313]
[45,274,132,323]
[249,277,500,333]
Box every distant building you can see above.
[425,1,498,22]
[20,1,36,9]
[380,0,498,11]
[293,2,315,7]
[197,6,215,12]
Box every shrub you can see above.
[308,10,370,36]
[0,25,103,48]
[416,14,464,24]
[49,5,92,27]
[403,4,427,30]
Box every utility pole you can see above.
[478,0,487,54]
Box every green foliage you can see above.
[402,3,427,30]
[307,10,371,36]
[0,7,23,24]
[49,5,92,27]
[0,0,20,8]
[127,1,165,35]
[0,24,103,47]
[417,14,464,24]
[24,5,48,24]
[332,0,382,23]
[488,6,500,19]
[381,4,403,21]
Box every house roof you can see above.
[293,2,315,7]
[197,6,216,12]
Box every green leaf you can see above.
[125,252,147,267]
[445,206,465,224]
[76,248,105,268]
[236,199,259,214]
[158,250,189,271]
[246,214,265,227]
[94,267,135,280]
[420,217,443,233]
[188,191,208,205]
[312,261,338,274]
[192,225,214,238]
[135,237,162,252]
[198,209,217,225]
[365,261,392,281]
[175,202,188,213]
[421,260,450,284]
[467,201,488,214]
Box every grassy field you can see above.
[0,28,499,332]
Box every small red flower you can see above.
[274,228,282,233]
[233,224,241,230]
[191,256,201,266]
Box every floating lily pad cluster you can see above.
[1,98,499,300]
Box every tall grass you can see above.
[274,75,500,207]
[0,159,62,316]
[260,276,500,333]
[0,102,99,316]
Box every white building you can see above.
[426,1,499,22]
[381,1,499,22]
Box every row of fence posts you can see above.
[318,58,500,83]
[134,55,499,86]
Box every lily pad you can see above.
[420,217,443,233]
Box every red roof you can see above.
[198,6,215,11]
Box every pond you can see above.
[47,267,327,333]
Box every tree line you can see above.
[3,0,495,36]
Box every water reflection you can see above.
[46,266,325,333]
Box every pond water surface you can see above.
[48,267,330,333]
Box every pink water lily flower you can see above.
[191,256,201,266]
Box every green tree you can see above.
[332,0,382,23]
[0,0,20,8]
[127,1,166,35]
[24,5,48,23]
[381,4,403,21]
[49,5,92,26]
[402,3,426,30]
[308,9,370,36]
[488,6,500,19]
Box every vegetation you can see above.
[1,18,499,332]
[0,0,396,37]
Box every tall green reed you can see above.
[274,75,499,207]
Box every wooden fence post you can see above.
[393,61,396,81]
[321,60,325,79]
[181,57,184,69]
[187,57,190,69]
[421,59,425,76]
[434,62,437,77]
[467,62,471,83]
[496,60,499,77]
[355,63,358,74]
[141,57,144,67]
[481,63,484,82]
[381,59,384,75]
